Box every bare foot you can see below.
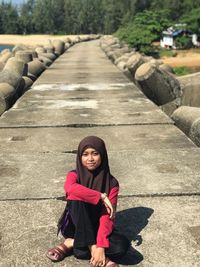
[63,238,74,248]
[105,258,119,267]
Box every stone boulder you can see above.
[171,106,200,136]
[160,98,180,117]
[178,72,200,86]
[35,47,46,54]
[37,52,56,62]
[44,45,55,54]
[53,40,65,56]
[126,54,145,78]
[100,36,119,48]
[27,59,46,78]
[15,50,33,63]
[114,52,135,65]
[107,47,131,62]
[0,51,13,64]
[159,64,174,74]
[181,83,200,107]
[0,57,25,88]
[1,48,10,55]
[12,44,28,54]
[0,83,16,116]
[135,62,181,106]
[178,72,200,107]
[38,56,52,67]
[65,42,71,50]
[0,61,5,71]
[19,76,34,93]
[4,57,27,77]
[190,118,200,146]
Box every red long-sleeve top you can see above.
[64,171,119,248]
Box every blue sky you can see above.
[3,0,25,5]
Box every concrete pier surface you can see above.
[0,40,199,267]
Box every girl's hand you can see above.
[101,194,114,219]
[90,247,106,267]
[104,203,116,220]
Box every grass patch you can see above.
[194,48,200,54]
[173,66,190,76]
[159,48,177,58]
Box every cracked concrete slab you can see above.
[0,38,200,267]
[33,71,129,84]
[0,108,172,127]
[0,196,199,267]
[11,88,149,110]
[0,125,195,153]
[31,83,135,91]
[0,148,200,200]
[0,87,172,127]
[34,41,131,85]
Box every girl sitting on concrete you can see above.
[47,136,130,267]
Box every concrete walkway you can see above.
[0,40,199,267]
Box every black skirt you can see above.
[57,200,130,260]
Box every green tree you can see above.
[175,35,192,49]
[1,0,198,36]
[102,0,116,34]
[0,1,20,33]
[150,0,200,21]
[19,0,35,34]
[89,0,104,33]
[134,10,170,37]
[116,10,170,54]
[102,0,128,34]
[134,0,151,13]
[181,0,200,12]
[32,0,54,33]
[64,0,81,34]
[181,7,200,34]
[78,0,96,33]
[51,0,65,34]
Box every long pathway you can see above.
[0,40,199,266]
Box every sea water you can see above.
[0,44,14,52]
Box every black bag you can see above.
[57,203,70,237]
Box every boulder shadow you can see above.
[115,207,154,265]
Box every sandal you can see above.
[105,258,119,267]
[46,243,72,262]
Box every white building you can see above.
[160,24,199,49]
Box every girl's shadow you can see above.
[115,207,154,265]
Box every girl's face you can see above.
[81,147,101,171]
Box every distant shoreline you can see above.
[0,43,14,46]
[0,34,199,69]
[0,34,62,46]
[0,34,82,46]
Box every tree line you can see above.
[0,0,199,42]
[115,0,200,54]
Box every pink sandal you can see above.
[46,243,72,262]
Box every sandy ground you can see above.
[162,50,200,67]
[0,34,82,46]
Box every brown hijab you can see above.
[76,136,119,194]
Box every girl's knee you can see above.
[108,233,130,260]
[73,247,91,260]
